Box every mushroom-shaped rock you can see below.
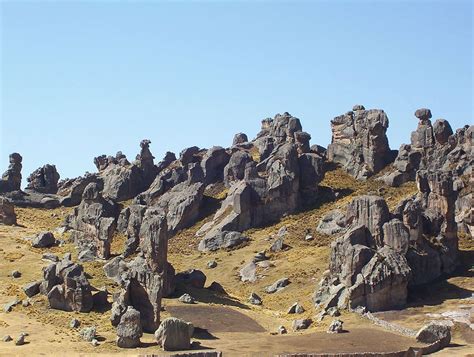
[415,108,432,121]
[154,317,194,351]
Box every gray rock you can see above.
[265,277,290,294]
[270,237,284,253]
[198,231,248,252]
[154,317,194,351]
[292,319,312,331]
[382,219,410,254]
[415,108,432,121]
[23,282,41,297]
[233,133,248,145]
[2,335,12,342]
[11,270,21,278]
[287,302,305,314]
[4,299,20,313]
[22,300,30,307]
[70,318,81,328]
[26,164,60,194]
[91,339,99,347]
[327,107,392,179]
[278,326,287,334]
[0,153,22,193]
[327,319,343,333]
[207,260,217,269]
[178,294,195,304]
[416,322,451,347]
[239,262,257,283]
[175,269,206,289]
[0,197,17,225]
[248,292,262,305]
[116,306,142,348]
[42,253,59,262]
[32,231,56,248]
[80,327,96,342]
[317,210,347,235]
[15,334,26,346]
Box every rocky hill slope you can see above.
[0,105,472,355]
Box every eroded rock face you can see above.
[315,172,460,312]
[198,122,325,245]
[327,106,393,180]
[111,214,172,333]
[57,173,103,207]
[0,197,16,225]
[40,256,93,312]
[0,153,22,193]
[65,182,119,260]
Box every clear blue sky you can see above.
[1,1,472,184]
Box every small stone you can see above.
[4,299,20,313]
[327,319,344,334]
[278,326,287,335]
[292,319,312,331]
[327,307,340,317]
[248,292,262,305]
[22,300,30,308]
[265,277,290,294]
[305,234,313,241]
[178,293,195,304]
[11,270,21,278]
[80,327,96,342]
[42,253,59,262]
[15,335,26,346]
[22,281,41,298]
[2,335,12,342]
[270,237,284,253]
[91,339,99,347]
[70,318,81,328]
[207,260,217,269]
[287,302,305,314]
[253,251,268,262]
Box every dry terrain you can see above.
[0,168,472,356]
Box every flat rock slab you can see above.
[166,305,265,333]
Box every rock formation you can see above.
[0,153,22,193]
[154,317,194,351]
[65,182,119,260]
[315,169,460,312]
[40,255,93,312]
[327,105,394,180]
[111,212,172,333]
[26,164,60,194]
[197,113,325,248]
[116,306,142,348]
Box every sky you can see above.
[0,0,472,185]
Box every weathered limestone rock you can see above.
[382,219,410,254]
[416,322,451,348]
[41,256,93,312]
[154,317,194,351]
[32,231,57,248]
[116,306,142,348]
[65,182,118,260]
[26,164,60,194]
[0,197,16,225]
[327,106,393,179]
[316,210,346,235]
[57,173,102,207]
[198,231,248,252]
[0,153,22,193]
[327,319,344,334]
[175,269,206,289]
[345,195,390,244]
[201,146,230,185]
[223,151,253,187]
[233,133,248,145]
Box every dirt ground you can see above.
[0,170,473,356]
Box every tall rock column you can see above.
[0,153,22,193]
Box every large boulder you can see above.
[154,317,194,351]
[416,322,451,348]
[198,231,248,252]
[0,197,16,225]
[116,306,142,348]
[327,107,393,180]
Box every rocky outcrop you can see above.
[40,255,93,312]
[201,146,230,185]
[327,106,394,180]
[314,171,460,312]
[25,164,60,194]
[111,213,171,333]
[154,317,194,351]
[0,197,16,225]
[198,116,325,244]
[65,182,119,260]
[95,140,159,202]
[0,153,22,193]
